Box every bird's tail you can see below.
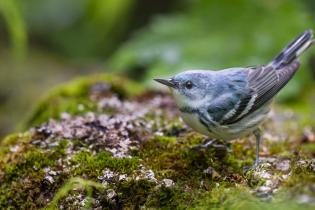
[270,29,314,69]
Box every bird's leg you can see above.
[199,138,216,149]
[192,138,214,149]
[244,128,262,171]
[253,128,262,167]
[192,138,230,159]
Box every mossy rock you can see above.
[1,74,315,209]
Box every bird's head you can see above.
[154,71,212,107]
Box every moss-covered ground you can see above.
[0,74,315,209]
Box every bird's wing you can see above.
[215,60,300,125]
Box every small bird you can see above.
[154,30,314,169]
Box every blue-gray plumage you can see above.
[154,30,314,169]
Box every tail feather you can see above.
[270,29,314,69]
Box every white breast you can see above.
[179,103,271,141]
[180,112,211,136]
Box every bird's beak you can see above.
[154,78,177,88]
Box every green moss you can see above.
[244,172,267,188]
[267,140,294,157]
[137,134,243,182]
[300,143,315,155]
[0,177,46,209]
[128,134,247,209]
[0,140,69,209]
[146,185,208,210]
[70,151,140,178]
[0,132,33,158]
[0,132,33,159]
[3,149,47,181]
[1,132,32,145]
[136,137,197,180]
[116,179,157,208]
[191,186,315,210]
[151,135,177,144]
[2,140,67,182]
[228,142,254,169]
[46,177,105,210]
[284,160,315,188]
[116,177,202,209]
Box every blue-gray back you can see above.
[204,61,300,125]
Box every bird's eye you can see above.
[185,81,193,89]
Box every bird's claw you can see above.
[191,139,226,151]
[243,160,261,173]
[191,139,231,159]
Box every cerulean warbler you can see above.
[155,30,314,168]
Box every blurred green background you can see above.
[0,0,314,138]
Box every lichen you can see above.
[0,74,315,209]
[22,74,144,129]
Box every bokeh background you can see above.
[0,0,315,138]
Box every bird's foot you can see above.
[243,160,261,173]
[192,139,226,150]
[192,139,230,158]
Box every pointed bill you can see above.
[154,78,178,88]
